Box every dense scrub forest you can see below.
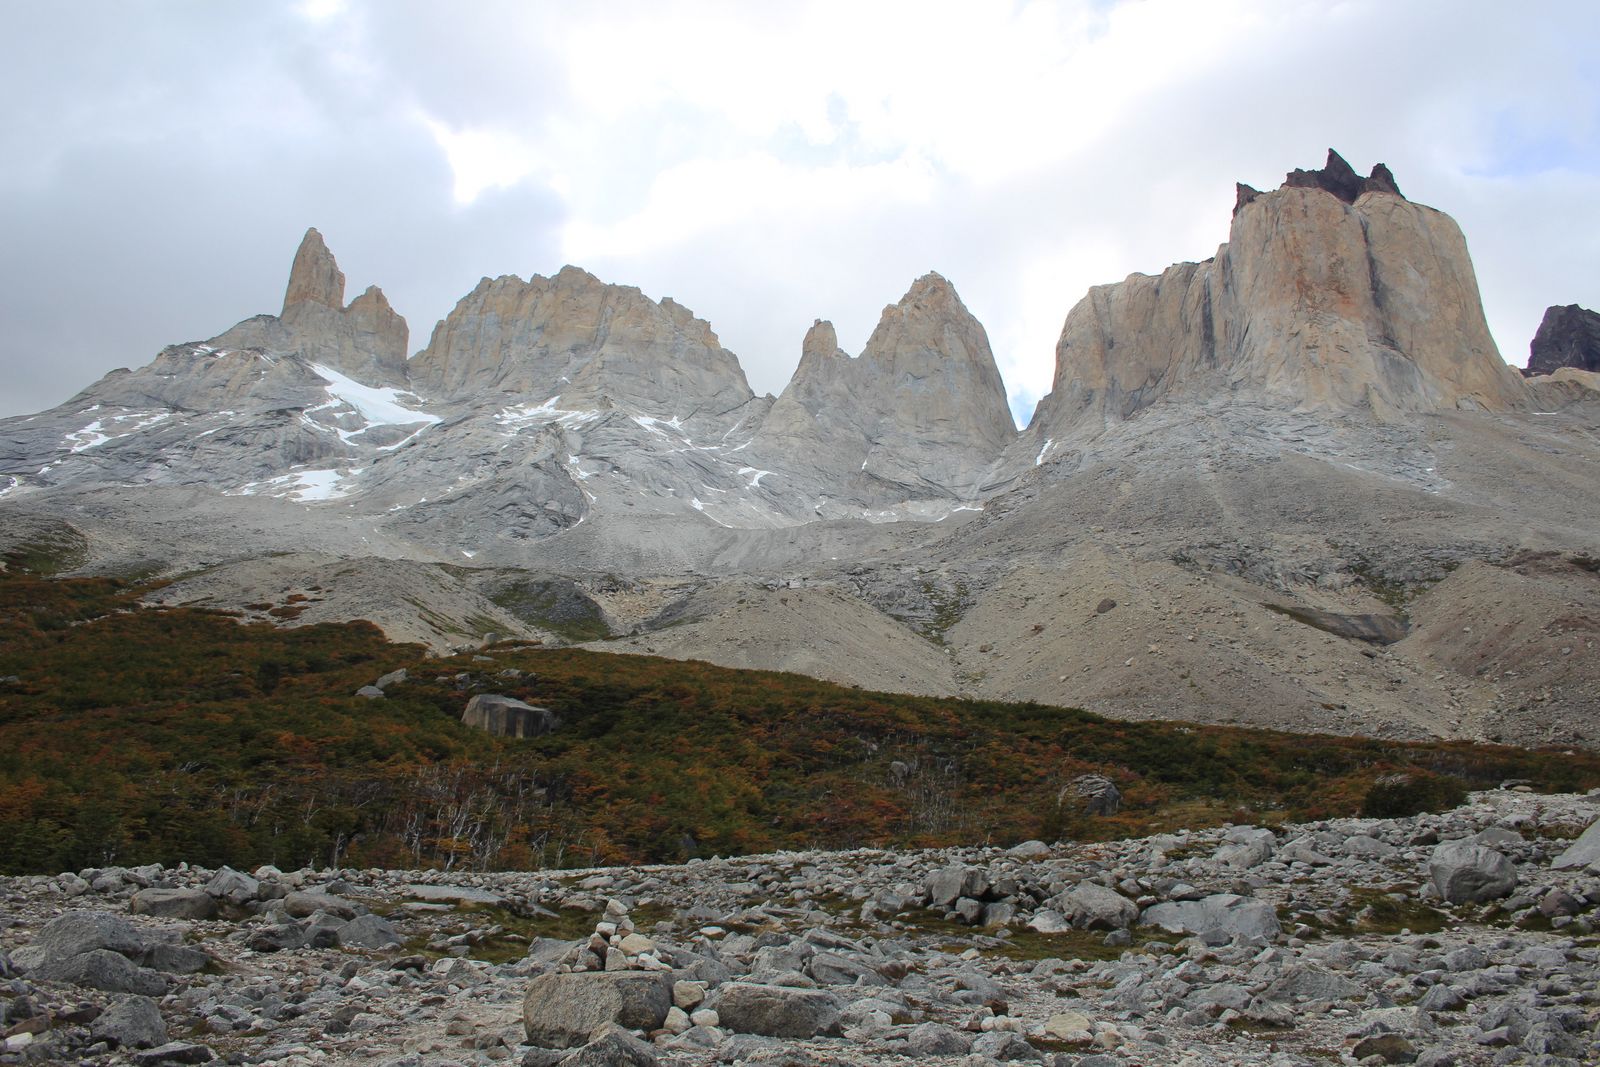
[3,567,1597,876]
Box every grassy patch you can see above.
[918,578,969,644]
[1298,886,1449,937]
[986,926,1156,963]
[488,578,612,643]
[2,524,89,575]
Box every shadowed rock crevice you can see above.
[1264,603,1410,645]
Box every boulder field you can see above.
[2,788,1598,1065]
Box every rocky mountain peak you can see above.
[201,228,409,387]
[281,227,346,313]
[752,273,1016,499]
[861,272,999,372]
[410,266,753,425]
[1283,148,1405,204]
[866,273,962,348]
[799,319,844,367]
[1525,304,1600,377]
[1028,152,1525,438]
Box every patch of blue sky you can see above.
[1008,386,1042,429]
[1466,112,1600,179]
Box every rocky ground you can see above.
[4,789,1599,1067]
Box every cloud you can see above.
[1,1,1596,422]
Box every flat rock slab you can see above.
[133,1041,215,1065]
[283,890,356,919]
[402,884,507,907]
[1138,892,1280,941]
[709,983,843,1038]
[131,888,216,920]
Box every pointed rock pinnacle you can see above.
[282,227,346,314]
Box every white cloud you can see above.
[564,151,940,262]
[420,116,545,205]
[1,0,1597,422]
[296,0,349,22]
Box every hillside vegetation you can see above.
[2,571,1597,876]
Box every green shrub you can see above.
[1361,773,1467,818]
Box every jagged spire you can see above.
[282,227,346,314]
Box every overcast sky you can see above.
[2,1,1596,424]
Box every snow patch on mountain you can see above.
[310,364,438,428]
[230,467,362,502]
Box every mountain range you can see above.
[3,150,1598,749]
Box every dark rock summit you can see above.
[1525,304,1600,377]
[1283,148,1406,204]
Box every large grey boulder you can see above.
[560,1024,660,1067]
[808,951,888,986]
[138,943,212,974]
[22,911,144,965]
[1215,827,1277,869]
[375,668,409,690]
[203,867,260,905]
[33,948,169,995]
[246,924,307,953]
[1343,835,1399,859]
[522,972,672,1049]
[709,983,844,1038]
[904,1021,973,1056]
[1263,964,1365,1003]
[1551,818,1600,871]
[130,888,216,920]
[1427,840,1517,903]
[1138,893,1280,941]
[972,1031,1041,1061]
[91,995,169,1050]
[402,883,507,907]
[926,865,987,908]
[13,911,172,996]
[462,694,559,738]
[1064,774,1122,816]
[1056,882,1139,930]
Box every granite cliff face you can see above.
[1027,150,1528,443]
[753,273,1016,499]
